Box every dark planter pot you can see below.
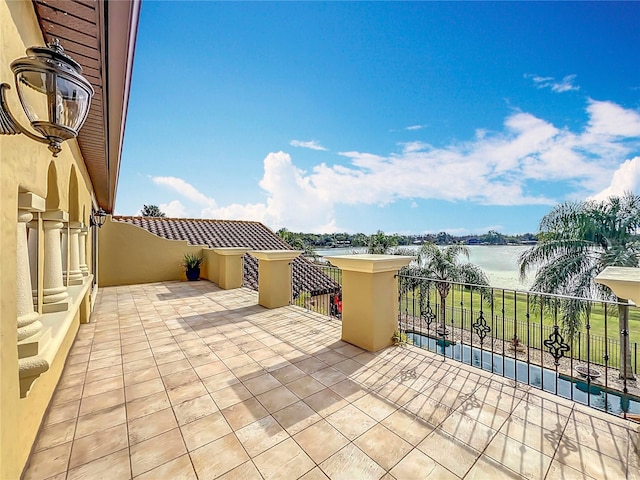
[186,267,200,281]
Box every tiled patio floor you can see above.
[24,281,640,479]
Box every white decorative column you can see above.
[79,226,89,275]
[63,221,84,285]
[17,194,45,342]
[42,210,69,313]
[17,193,51,396]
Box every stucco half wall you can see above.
[99,217,209,286]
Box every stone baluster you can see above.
[17,208,43,342]
[42,210,69,312]
[78,226,89,276]
[63,221,84,285]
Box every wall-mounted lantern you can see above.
[0,39,94,157]
[90,208,107,229]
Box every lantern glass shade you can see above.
[10,41,93,143]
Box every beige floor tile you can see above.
[23,442,72,480]
[221,397,269,431]
[498,414,561,457]
[126,390,171,420]
[123,357,156,374]
[553,441,628,479]
[484,432,552,479]
[44,399,81,426]
[354,423,413,471]
[271,364,308,384]
[299,467,330,479]
[66,447,131,480]
[353,392,399,422]
[157,358,192,376]
[293,419,349,464]
[235,415,289,457]
[404,394,454,426]
[273,400,323,435]
[310,367,348,387]
[320,443,386,480]
[194,360,229,379]
[33,419,76,452]
[202,369,240,392]
[167,380,208,405]
[130,428,187,477]
[75,404,127,439]
[326,404,377,440]
[545,459,597,480]
[439,409,498,452]
[465,455,524,479]
[254,437,315,479]
[190,433,249,478]
[329,378,368,402]
[381,409,436,446]
[242,372,283,396]
[210,383,253,409]
[162,368,200,389]
[418,428,481,477]
[124,377,165,402]
[173,393,218,426]
[180,411,232,451]
[217,460,263,480]
[52,385,83,405]
[123,366,160,387]
[562,417,630,463]
[389,448,457,479]
[256,385,300,413]
[128,407,178,445]
[135,454,197,480]
[69,423,128,469]
[287,375,327,399]
[304,388,349,417]
[294,357,330,374]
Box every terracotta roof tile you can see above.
[113,216,340,297]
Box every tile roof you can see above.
[113,216,340,297]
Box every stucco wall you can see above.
[0,2,98,477]
[98,217,209,286]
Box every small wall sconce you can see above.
[90,208,107,228]
[0,39,94,157]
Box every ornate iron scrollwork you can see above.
[420,301,436,329]
[472,311,490,344]
[544,326,570,366]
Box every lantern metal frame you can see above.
[0,39,94,157]
[90,208,107,229]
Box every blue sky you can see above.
[117,1,640,235]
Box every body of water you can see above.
[316,245,533,290]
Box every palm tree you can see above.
[140,204,166,217]
[418,243,490,334]
[367,230,398,254]
[518,193,640,379]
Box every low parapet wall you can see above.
[98,216,209,286]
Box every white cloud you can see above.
[405,124,426,131]
[152,176,217,208]
[588,156,640,202]
[159,200,187,218]
[289,140,328,151]
[526,74,580,93]
[147,99,639,233]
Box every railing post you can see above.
[326,255,414,352]
[211,247,251,289]
[250,250,302,308]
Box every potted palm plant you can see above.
[182,253,203,281]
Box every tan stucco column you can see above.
[17,193,45,342]
[78,226,89,275]
[326,254,414,352]
[213,247,251,289]
[596,267,640,304]
[62,221,84,285]
[250,250,302,308]
[42,210,69,312]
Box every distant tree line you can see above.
[276,228,538,249]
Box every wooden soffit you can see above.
[33,0,140,212]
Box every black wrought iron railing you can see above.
[291,263,342,319]
[397,273,640,421]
